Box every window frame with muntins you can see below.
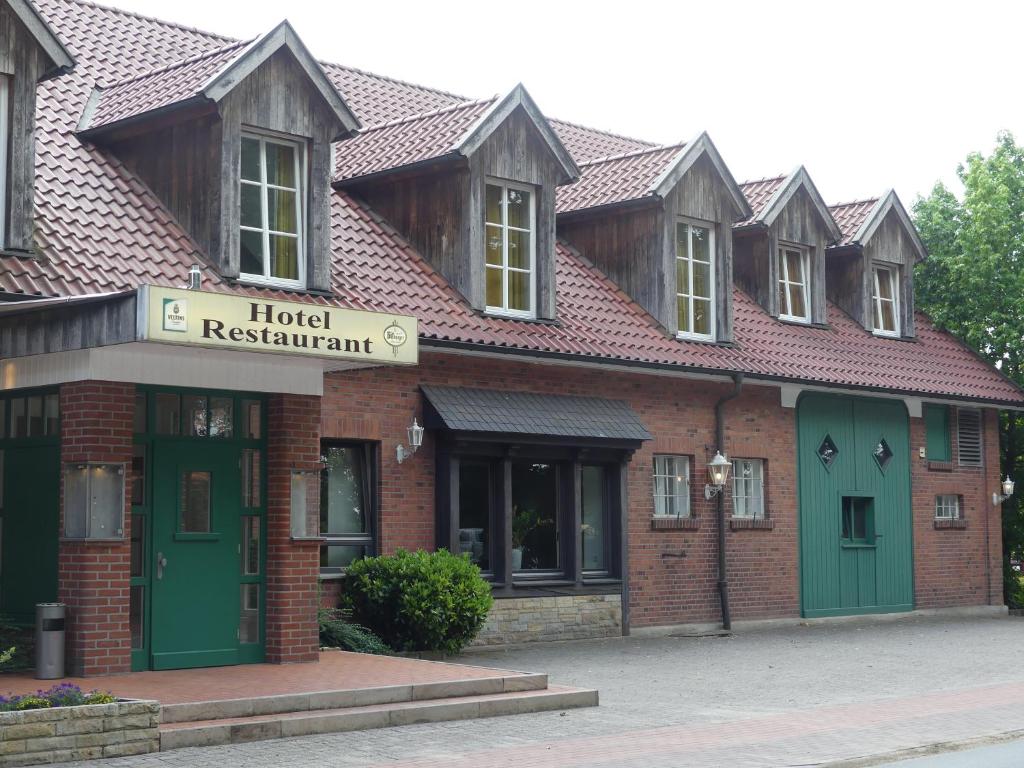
[778,244,811,323]
[731,458,765,519]
[871,263,900,337]
[318,441,378,577]
[484,178,536,319]
[238,130,307,290]
[652,454,691,518]
[935,494,961,520]
[675,219,716,341]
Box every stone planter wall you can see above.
[0,700,160,767]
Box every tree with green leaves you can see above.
[914,130,1024,603]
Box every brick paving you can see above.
[53,615,1024,767]
[0,651,514,704]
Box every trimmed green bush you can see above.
[342,549,493,655]
[318,609,391,655]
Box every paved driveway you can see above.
[59,614,1024,767]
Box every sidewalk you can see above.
[53,614,1024,767]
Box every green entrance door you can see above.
[150,441,242,670]
[797,394,914,617]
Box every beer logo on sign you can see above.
[383,320,408,356]
[162,298,188,332]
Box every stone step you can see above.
[160,672,548,724]
[159,685,598,750]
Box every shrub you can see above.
[318,609,391,655]
[0,646,14,667]
[342,549,493,655]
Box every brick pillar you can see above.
[985,408,1005,606]
[58,381,134,676]
[265,393,321,663]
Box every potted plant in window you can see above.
[512,505,550,571]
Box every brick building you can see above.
[0,0,1020,674]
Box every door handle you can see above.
[156,552,168,580]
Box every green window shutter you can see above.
[924,405,951,462]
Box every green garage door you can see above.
[797,393,914,617]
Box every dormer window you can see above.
[778,245,810,323]
[0,75,8,247]
[676,220,715,341]
[485,180,535,318]
[239,132,306,288]
[872,264,900,337]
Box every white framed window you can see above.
[0,75,8,247]
[485,179,535,318]
[778,245,810,322]
[935,494,961,520]
[872,264,900,337]
[676,220,715,340]
[653,454,690,518]
[731,458,765,519]
[239,131,306,289]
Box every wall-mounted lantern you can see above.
[994,475,1016,506]
[704,451,732,500]
[396,418,424,464]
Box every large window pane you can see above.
[270,235,299,280]
[27,396,43,436]
[485,184,503,225]
[241,448,261,508]
[240,184,262,228]
[183,395,208,437]
[241,399,262,440]
[240,229,264,276]
[240,137,261,182]
[486,266,502,307]
[508,270,530,312]
[506,188,531,229]
[581,466,608,572]
[43,394,59,436]
[511,461,558,572]
[265,143,296,188]
[507,229,531,270]
[239,584,259,643]
[320,544,366,570]
[9,398,24,438]
[209,397,233,439]
[267,189,298,233]
[180,470,211,533]
[458,462,491,571]
[321,447,367,534]
[129,586,144,650]
[155,393,180,436]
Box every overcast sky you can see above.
[95,0,1024,206]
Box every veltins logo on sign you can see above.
[162,298,188,332]
[383,320,408,357]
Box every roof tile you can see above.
[830,198,880,246]
[556,144,684,214]
[736,176,787,227]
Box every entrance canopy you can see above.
[0,286,418,394]
[421,385,651,447]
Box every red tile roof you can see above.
[334,98,495,182]
[549,119,656,164]
[82,39,250,131]
[556,145,684,214]
[10,0,1022,407]
[830,198,880,246]
[737,176,787,227]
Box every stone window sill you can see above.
[928,460,954,472]
[651,517,699,530]
[934,518,967,530]
[730,518,774,531]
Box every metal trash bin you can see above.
[35,603,66,680]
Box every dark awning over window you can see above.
[420,385,652,444]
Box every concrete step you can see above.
[160,672,548,723]
[159,685,598,750]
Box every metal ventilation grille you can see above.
[957,408,983,467]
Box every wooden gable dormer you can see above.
[78,21,359,293]
[734,167,841,326]
[336,85,578,321]
[828,191,926,339]
[557,133,751,342]
[1,0,74,254]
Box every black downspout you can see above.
[715,373,744,631]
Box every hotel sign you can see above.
[138,285,418,365]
